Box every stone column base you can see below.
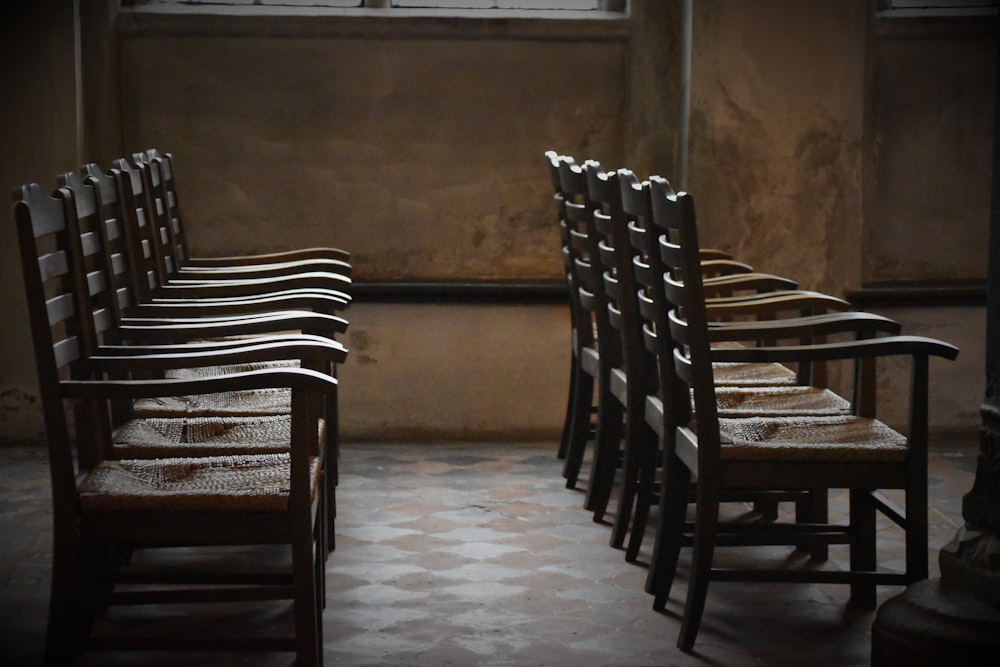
[871,578,1000,665]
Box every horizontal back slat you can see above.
[52,336,81,369]
[80,230,100,258]
[45,293,75,326]
[93,308,112,336]
[86,270,106,297]
[38,250,69,283]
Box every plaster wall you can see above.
[684,0,991,434]
[0,1,993,443]
[338,304,569,440]
[116,14,629,283]
[687,0,869,294]
[0,1,81,442]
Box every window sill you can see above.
[119,5,630,40]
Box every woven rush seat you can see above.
[711,360,798,385]
[643,385,850,439]
[78,452,321,512]
[112,414,311,458]
[714,385,850,415]
[133,388,292,417]
[130,360,302,418]
[716,414,908,461]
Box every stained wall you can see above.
[0,1,993,442]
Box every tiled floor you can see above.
[0,436,978,666]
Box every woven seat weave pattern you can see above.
[163,359,301,379]
[131,362,311,417]
[133,388,291,417]
[716,415,907,462]
[713,361,798,386]
[78,453,320,512]
[714,386,850,416]
[113,415,293,458]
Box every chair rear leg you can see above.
[795,487,829,560]
[294,520,322,667]
[585,398,624,521]
[44,541,82,666]
[558,354,580,460]
[562,371,595,488]
[677,486,720,653]
[625,424,660,561]
[905,480,929,584]
[648,454,691,606]
[610,416,641,549]
[848,488,877,608]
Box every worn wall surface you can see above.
[0,1,81,442]
[685,0,992,433]
[117,15,629,282]
[0,1,993,442]
[866,17,995,284]
[687,0,869,294]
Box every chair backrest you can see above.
[13,183,113,495]
[135,149,190,268]
[545,150,589,347]
[558,155,617,362]
[650,181,724,466]
[585,161,656,396]
[58,166,143,340]
[124,152,181,283]
[112,155,174,292]
[619,171,693,423]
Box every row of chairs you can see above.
[14,150,351,665]
[544,150,959,651]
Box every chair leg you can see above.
[557,353,579,460]
[562,370,595,489]
[795,487,829,560]
[326,385,339,555]
[625,423,660,562]
[905,480,929,585]
[647,453,691,607]
[678,484,720,653]
[610,415,640,550]
[293,515,322,667]
[44,537,82,666]
[848,488,877,608]
[585,396,624,521]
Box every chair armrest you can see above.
[707,335,959,364]
[702,272,800,295]
[700,311,903,342]
[60,366,339,400]
[152,283,351,308]
[96,332,337,355]
[131,292,351,317]
[175,257,351,280]
[698,248,732,261]
[165,270,351,292]
[699,259,755,277]
[704,290,851,317]
[118,310,348,341]
[184,247,351,266]
[91,338,347,373]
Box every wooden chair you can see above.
[585,163,861,549]
[544,150,742,489]
[544,150,595,464]
[57,166,349,552]
[134,148,353,278]
[114,155,353,308]
[556,155,625,509]
[14,182,337,666]
[646,182,958,652]
[620,170,909,563]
